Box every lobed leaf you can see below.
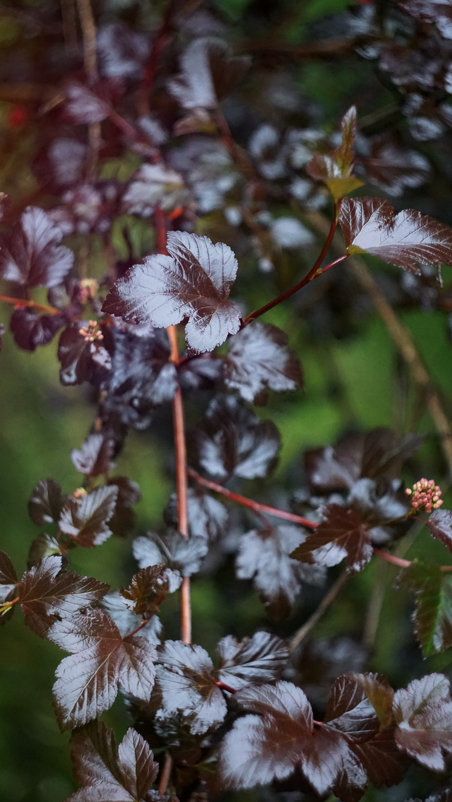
[224,322,302,403]
[59,486,119,547]
[339,197,452,274]
[0,206,74,287]
[236,525,325,618]
[50,608,156,729]
[156,640,227,735]
[165,488,229,543]
[9,307,65,351]
[133,530,208,588]
[393,674,452,771]
[217,631,289,690]
[18,555,109,637]
[103,231,241,353]
[120,565,169,618]
[291,504,373,572]
[58,324,112,386]
[427,509,452,554]
[399,561,452,655]
[194,395,281,480]
[68,720,158,801]
[0,549,18,603]
[28,479,65,526]
[71,432,116,477]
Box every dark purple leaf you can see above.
[69,720,158,801]
[122,164,188,217]
[106,477,142,537]
[27,533,64,567]
[393,674,452,771]
[0,549,17,603]
[133,530,208,588]
[165,488,228,543]
[102,591,162,645]
[291,504,373,572]
[339,197,452,274]
[120,566,169,618]
[0,206,73,287]
[236,524,325,618]
[220,680,349,794]
[217,631,289,690]
[103,231,241,353]
[352,729,407,788]
[305,429,423,492]
[18,555,108,637]
[9,307,65,351]
[64,79,119,124]
[50,608,156,729]
[41,138,87,188]
[97,22,150,79]
[59,485,118,547]
[362,137,430,197]
[157,640,227,735]
[101,327,177,428]
[71,432,116,477]
[399,561,452,655]
[224,322,302,403]
[324,674,380,741]
[425,789,452,802]
[397,1,452,40]
[58,324,112,386]
[428,509,452,554]
[28,479,65,525]
[168,37,250,110]
[194,396,281,480]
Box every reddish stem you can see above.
[213,678,237,694]
[124,617,152,639]
[373,549,411,568]
[242,208,344,327]
[158,752,173,796]
[0,294,60,315]
[156,208,191,644]
[187,467,318,529]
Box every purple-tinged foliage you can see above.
[59,486,119,547]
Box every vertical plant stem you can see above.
[156,206,191,645]
[76,0,100,181]
[158,752,173,795]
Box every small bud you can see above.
[79,320,103,343]
[406,478,443,514]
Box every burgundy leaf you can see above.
[71,432,116,477]
[352,729,407,788]
[0,549,18,602]
[64,80,116,124]
[428,509,452,554]
[400,560,452,655]
[103,231,241,353]
[397,1,452,40]
[291,504,373,572]
[97,22,150,79]
[28,479,65,526]
[59,485,118,547]
[0,206,73,287]
[220,681,349,794]
[50,608,156,729]
[133,530,208,585]
[156,640,227,734]
[393,674,452,770]
[236,525,325,618]
[106,476,142,538]
[339,197,452,274]
[122,164,188,217]
[102,591,162,646]
[27,533,64,567]
[224,322,302,403]
[18,555,108,637]
[69,720,158,802]
[307,106,364,202]
[9,307,65,351]
[194,395,281,480]
[362,137,430,197]
[165,488,228,543]
[120,565,169,618]
[324,674,380,741]
[58,324,112,386]
[168,37,250,110]
[101,327,177,429]
[217,631,289,689]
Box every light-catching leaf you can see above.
[291,504,373,572]
[393,673,452,771]
[103,231,241,353]
[339,197,452,274]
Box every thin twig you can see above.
[76,0,100,181]
[0,295,60,315]
[188,468,317,529]
[289,571,349,652]
[158,752,173,795]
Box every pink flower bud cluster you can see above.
[405,478,443,513]
[79,320,103,343]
